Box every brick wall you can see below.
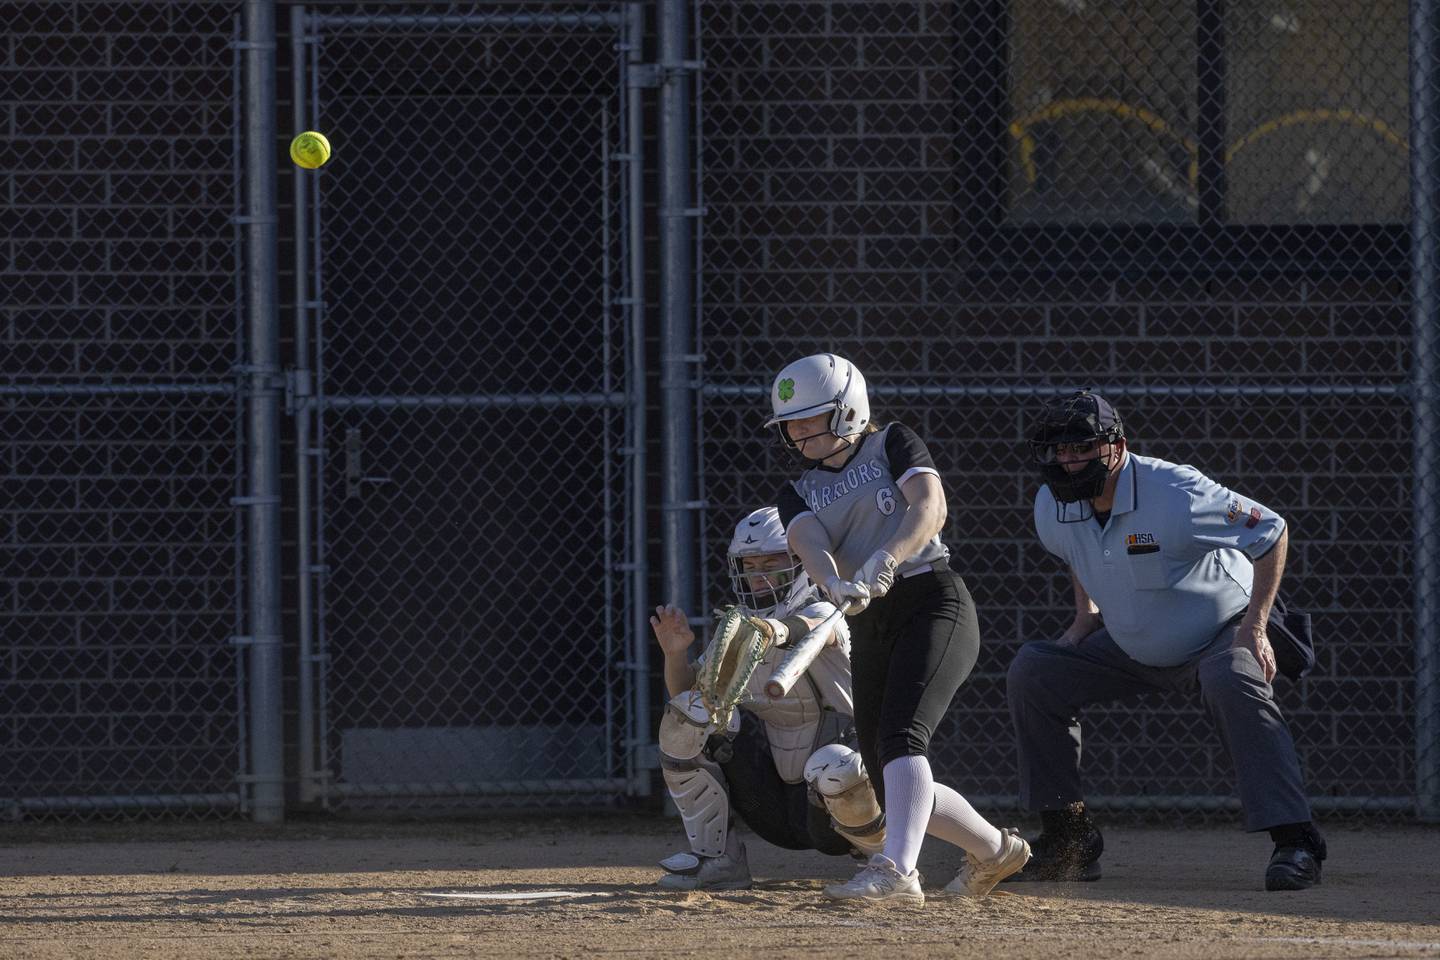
[698,1,1414,808]
[0,1,244,814]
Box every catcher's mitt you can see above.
[695,606,774,728]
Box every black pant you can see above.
[715,709,852,856]
[847,566,981,809]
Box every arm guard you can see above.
[764,605,845,700]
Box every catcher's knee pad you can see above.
[804,743,885,856]
[659,691,715,761]
[659,691,742,760]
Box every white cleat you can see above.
[942,827,1032,897]
[822,854,924,905]
[656,843,752,891]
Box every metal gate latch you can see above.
[345,428,393,499]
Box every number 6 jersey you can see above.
[775,422,950,579]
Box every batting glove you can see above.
[855,549,899,599]
[823,574,871,615]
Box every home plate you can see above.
[418,890,609,902]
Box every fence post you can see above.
[1414,0,1440,824]
[290,3,320,807]
[1412,0,1440,824]
[624,1,652,794]
[243,0,285,824]
[659,0,697,615]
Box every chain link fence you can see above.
[1,0,1434,823]
[291,3,645,809]
[696,0,1434,818]
[0,1,247,819]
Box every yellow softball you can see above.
[289,131,331,169]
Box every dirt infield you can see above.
[2,815,1437,959]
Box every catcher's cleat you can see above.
[656,842,752,891]
[822,854,924,905]
[941,828,1033,897]
[1001,819,1103,883]
[1265,836,1325,891]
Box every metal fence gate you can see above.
[291,4,647,808]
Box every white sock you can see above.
[880,755,934,875]
[928,781,1005,860]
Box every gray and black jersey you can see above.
[775,423,950,580]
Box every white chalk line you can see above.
[415,890,611,902]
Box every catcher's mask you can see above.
[725,506,806,616]
[1029,390,1125,523]
[727,550,802,616]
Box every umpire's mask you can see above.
[1029,391,1125,522]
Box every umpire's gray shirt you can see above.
[776,423,949,579]
[1034,453,1286,666]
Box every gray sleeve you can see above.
[1033,491,1065,559]
[1174,466,1286,561]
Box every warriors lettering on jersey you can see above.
[776,423,950,579]
[806,458,887,513]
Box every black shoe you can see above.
[1265,840,1325,891]
[1001,821,1104,882]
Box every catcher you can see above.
[650,506,885,890]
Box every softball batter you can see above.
[765,353,1029,903]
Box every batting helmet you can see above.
[763,354,871,454]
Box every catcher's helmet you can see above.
[1029,390,1125,521]
[726,506,808,616]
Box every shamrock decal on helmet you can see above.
[778,378,795,402]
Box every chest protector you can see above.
[743,644,851,783]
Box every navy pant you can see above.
[1006,624,1313,831]
[717,709,852,856]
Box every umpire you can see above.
[1005,390,1326,891]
